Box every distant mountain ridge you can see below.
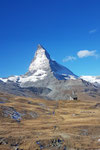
[81,76,100,87]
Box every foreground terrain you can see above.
[0,92,100,150]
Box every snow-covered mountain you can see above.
[0,45,78,86]
[81,76,100,87]
[0,45,100,100]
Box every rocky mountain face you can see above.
[0,45,100,100]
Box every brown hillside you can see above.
[0,92,100,150]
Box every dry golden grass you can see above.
[0,92,100,150]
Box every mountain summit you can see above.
[29,44,51,73]
[28,44,77,81]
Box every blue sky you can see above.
[0,0,100,77]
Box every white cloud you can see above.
[77,50,97,58]
[63,56,76,62]
[89,29,97,34]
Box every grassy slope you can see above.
[0,92,100,150]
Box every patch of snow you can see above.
[19,70,47,83]
[29,46,50,73]
[8,76,19,82]
[68,75,76,80]
[0,76,19,83]
[81,76,100,84]
[0,78,8,82]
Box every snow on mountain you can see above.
[0,78,8,83]
[81,76,100,86]
[0,76,19,83]
[29,45,51,72]
[28,44,77,80]
[0,44,77,85]
[19,70,47,83]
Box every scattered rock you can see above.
[36,137,65,149]
[1,106,22,122]
[80,129,88,136]
[28,111,38,119]
[93,103,100,109]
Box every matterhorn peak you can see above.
[28,45,51,73]
[28,45,77,80]
[35,44,51,60]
